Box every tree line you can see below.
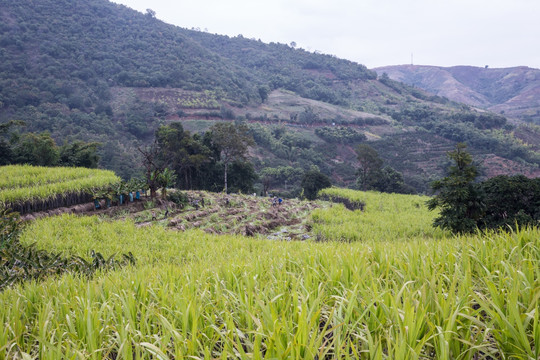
[428,143,540,233]
[138,122,257,195]
[0,121,100,168]
[135,121,341,200]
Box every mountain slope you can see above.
[374,65,540,123]
[1,0,539,191]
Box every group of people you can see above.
[271,196,283,207]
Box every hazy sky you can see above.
[111,0,540,69]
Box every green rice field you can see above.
[0,186,538,359]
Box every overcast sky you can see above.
[111,0,540,69]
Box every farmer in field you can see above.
[278,197,283,206]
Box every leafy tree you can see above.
[145,9,156,18]
[156,168,177,199]
[210,122,254,193]
[11,132,59,166]
[227,161,258,194]
[155,123,211,189]
[354,145,414,194]
[258,86,270,103]
[298,107,319,124]
[219,106,235,120]
[0,140,11,166]
[190,131,223,191]
[0,120,24,165]
[356,144,383,191]
[427,143,485,233]
[301,167,332,200]
[479,175,540,229]
[260,166,304,194]
[260,167,280,195]
[58,141,100,168]
[371,166,414,194]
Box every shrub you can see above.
[167,190,189,206]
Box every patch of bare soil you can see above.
[161,191,323,240]
[243,224,265,237]
[481,154,540,178]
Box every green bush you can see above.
[167,190,189,206]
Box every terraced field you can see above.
[20,190,322,239]
[0,180,538,359]
[0,165,120,214]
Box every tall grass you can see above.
[313,188,447,241]
[0,210,536,359]
[0,165,120,213]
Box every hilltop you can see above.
[1,0,539,192]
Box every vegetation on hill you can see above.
[1,0,539,192]
[0,121,101,168]
[184,30,376,107]
[374,65,540,124]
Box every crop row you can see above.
[0,165,116,190]
[0,213,536,359]
[0,165,120,213]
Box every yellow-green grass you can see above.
[313,188,447,241]
[0,165,120,211]
[0,210,537,359]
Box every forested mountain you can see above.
[374,65,540,124]
[1,0,539,193]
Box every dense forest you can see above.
[1,0,539,193]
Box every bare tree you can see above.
[137,141,163,198]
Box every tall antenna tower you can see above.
[411,53,413,66]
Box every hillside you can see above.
[1,0,539,192]
[374,65,540,124]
